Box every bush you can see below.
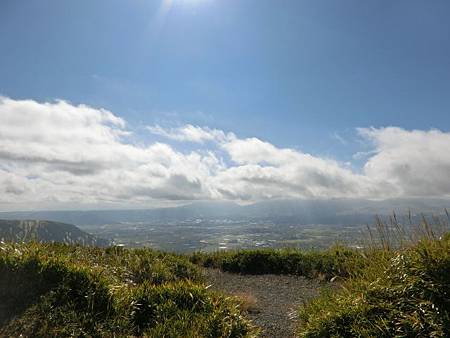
[120,281,253,337]
[190,246,365,280]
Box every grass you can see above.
[297,216,450,337]
[2,214,449,337]
[0,242,256,337]
[190,245,366,280]
[190,214,450,337]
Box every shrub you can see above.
[119,281,254,337]
[190,246,365,280]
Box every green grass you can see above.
[190,216,450,337]
[2,215,449,337]
[190,246,366,280]
[297,227,450,337]
[0,242,256,337]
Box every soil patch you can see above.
[204,269,325,338]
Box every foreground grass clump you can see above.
[190,246,365,280]
[297,233,450,337]
[0,242,256,337]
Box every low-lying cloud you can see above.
[359,127,450,197]
[1,97,449,209]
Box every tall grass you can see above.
[364,210,450,251]
[189,212,450,336]
[190,246,365,280]
[297,213,450,337]
[0,242,257,337]
[1,212,448,337]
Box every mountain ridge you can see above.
[0,219,111,247]
[1,198,449,226]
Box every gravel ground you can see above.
[204,269,324,338]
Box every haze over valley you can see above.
[2,198,448,251]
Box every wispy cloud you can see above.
[332,132,347,145]
[147,124,235,144]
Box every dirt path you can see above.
[204,269,324,338]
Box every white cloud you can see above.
[147,124,235,144]
[1,96,450,210]
[0,98,218,208]
[359,127,450,197]
[216,137,394,200]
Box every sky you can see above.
[1,0,450,210]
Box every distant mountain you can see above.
[0,198,449,226]
[0,220,111,246]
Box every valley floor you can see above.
[204,269,324,338]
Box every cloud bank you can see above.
[1,97,449,209]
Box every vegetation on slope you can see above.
[0,242,256,337]
[0,219,111,247]
[191,216,450,337]
[2,215,449,337]
[297,225,450,337]
[190,246,365,280]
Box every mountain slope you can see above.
[0,242,255,337]
[1,198,449,226]
[0,219,111,247]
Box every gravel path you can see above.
[204,269,324,338]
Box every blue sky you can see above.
[2,0,450,158]
[1,1,450,209]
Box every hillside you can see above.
[0,219,111,247]
[1,220,449,337]
[191,222,450,337]
[0,242,255,337]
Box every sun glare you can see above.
[163,0,208,9]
